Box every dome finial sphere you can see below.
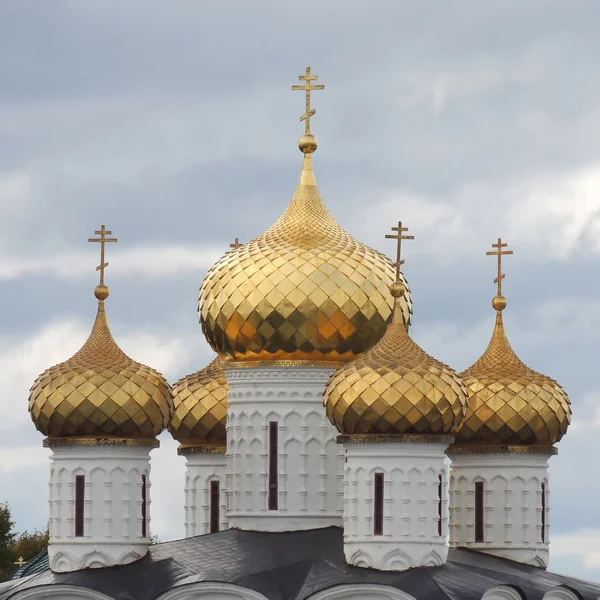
[390,281,406,298]
[492,295,506,311]
[298,134,318,154]
[95,285,109,300]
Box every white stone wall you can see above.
[182,449,228,537]
[342,437,452,571]
[223,365,343,531]
[447,447,553,567]
[46,439,156,573]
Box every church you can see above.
[1,68,597,600]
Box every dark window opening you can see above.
[438,474,443,537]
[210,480,220,533]
[475,481,484,543]
[541,482,546,543]
[75,475,85,538]
[268,421,278,510]
[374,473,384,536]
[141,474,147,538]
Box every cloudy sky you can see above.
[1,0,600,581]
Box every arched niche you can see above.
[307,583,418,600]
[481,585,526,600]
[153,581,270,600]
[9,586,115,600]
[542,586,583,600]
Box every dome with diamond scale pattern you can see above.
[169,357,228,446]
[29,286,173,439]
[454,295,571,446]
[199,144,412,363]
[324,281,467,435]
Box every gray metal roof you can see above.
[1,527,598,600]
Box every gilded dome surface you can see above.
[29,298,173,439]
[199,154,412,362]
[455,300,571,446]
[169,357,229,445]
[324,289,467,435]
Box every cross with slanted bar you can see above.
[385,221,414,281]
[486,237,513,296]
[88,225,117,286]
[291,67,325,135]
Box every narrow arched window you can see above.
[210,480,220,533]
[475,481,484,543]
[268,421,278,510]
[541,481,546,543]
[438,474,443,536]
[141,474,147,538]
[75,475,85,538]
[374,473,384,536]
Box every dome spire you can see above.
[385,221,415,324]
[292,66,324,154]
[88,224,117,303]
[486,236,513,313]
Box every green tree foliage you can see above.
[0,503,49,583]
[0,503,16,582]
[11,529,49,563]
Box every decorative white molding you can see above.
[153,581,270,600]
[223,365,343,531]
[8,586,115,600]
[46,443,155,573]
[448,448,553,567]
[542,586,582,600]
[182,451,227,536]
[481,585,525,600]
[342,437,451,571]
[306,583,418,600]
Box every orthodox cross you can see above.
[291,67,325,135]
[385,221,414,281]
[88,225,117,286]
[486,237,513,296]
[230,238,242,249]
[14,557,25,567]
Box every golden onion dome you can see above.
[324,278,467,435]
[455,295,571,446]
[199,148,412,363]
[169,357,229,446]
[29,239,173,439]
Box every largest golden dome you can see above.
[455,296,571,446]
[199,152,412,362]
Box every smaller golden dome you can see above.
[324,288,467,435]
[169,357,229,446]
[29,296,173,439]
[456,298,571,446]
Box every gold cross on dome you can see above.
[230,238,242,249]
[486,237,513,296]
[385,221,414,281]
[14,557,25,567]
[88,225,117,286]
[291,67,325,135]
